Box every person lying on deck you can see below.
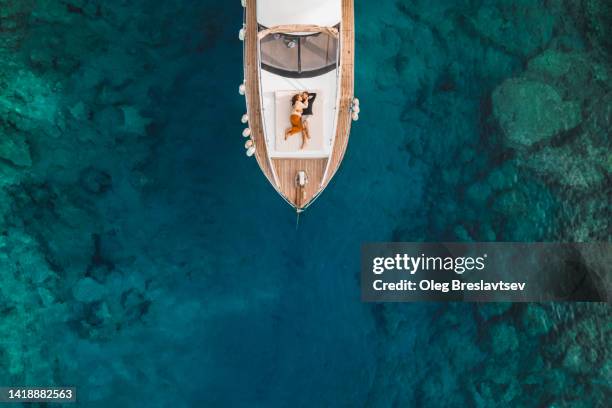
[301,92,316,116]
[300,92,316,145]
[285,92,312,149]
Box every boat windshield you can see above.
[260,28,338,78]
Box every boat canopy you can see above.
[259,25,339,79]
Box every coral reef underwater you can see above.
[0,0,610,406]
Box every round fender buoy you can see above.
[246,146,256,157]
[241,114,249,123]
[241,0,246,7]
[245,139,253,149]
[239,83,246,95]
[352,112,359,121]
[239,28,245,41]
[353,105,360,114]
[242,128,251,137]
[353,97,359,106]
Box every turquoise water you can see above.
[0,0,610,406]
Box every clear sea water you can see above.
[0,0,609,407]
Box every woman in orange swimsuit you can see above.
[285,93,310,149]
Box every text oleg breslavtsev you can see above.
[372,279,526,293]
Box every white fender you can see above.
[241,113,249,123]
[239,28,245,41]
[246,146,256,157]
[352,105,360,114]
[353,97,359,106]
[245,139,253,149]
[239,83,246,95]
[352,112,359,121]
[241,0,246,7]
[242,128,251,137]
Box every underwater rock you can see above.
[465,182,492,206]
[0,228,63,385]
[562,344,587,374]
[469,1,556,57]
[499,45,610,241]
[93,302,112,325]
[120,289,150,322]
[485,162,518,192]
[490,189,523,216]
[89,264,113,283]
[79,167,112,194]
[584,0,612,55]
[94,106,124,130]
[0,69,59,131]
[492,78,582,148]
[0,133,32,167]
[120,106,152,135]
[527,49,610,104]
[37,287,56,307]
[488,323,519,354]
[524,145,605,190]
[521,305,552,336]
[73,277,106,303]
[539,305,611,388]
[477,303,512,321]
[528,49,579,79]
[478,223,497,241]
[375,59,399,91]
[68,101,88,121]
[453,225,472,241]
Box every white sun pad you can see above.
[260,69,337,159]
[273,90,324,154]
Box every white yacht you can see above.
[239,0,358,212]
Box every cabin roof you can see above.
[257,0,341,28]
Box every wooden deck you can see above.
[322,0,355,189]
[244,0,276,186]
[243,0,354,210]
[272,158,327,208]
